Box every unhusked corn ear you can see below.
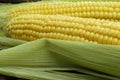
[10,1,120,20]
[8,14,120,45]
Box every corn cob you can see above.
[8,14,120,45]
[10,1,120,20]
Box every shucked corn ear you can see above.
[8,14,120,45]
[10,1,120,20]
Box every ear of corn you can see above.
[10,1,120,20]
[2,1,120,80]
[8,14,120,45]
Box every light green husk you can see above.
[47,39,120,77]
[0,38,119,80]
[0,67,111,80]
[0,37,26,50]
[0,4,16,37]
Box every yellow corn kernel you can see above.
[10,1,120,20]
[8,14,120,45]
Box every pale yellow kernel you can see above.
[116,13,120,19]
[95,34,100,42]
[22,35,26,40]
[118,40,120,45]
[58,33,62,39]
[103,28,110,36]
[114,8,120,12]
[108,37,113,44]
[61,34,67,40]
[30,36,35,41]
[66,28,70,34]
[89,32,95,41]
[73,36,79,41]
[54,33,58,39]
[43,33,47,38]
[85,32,91,40]
[84,32,91,39]
[53,33,58,39]
[103,36,109,44]
[34,31,38,37]
[112,12,117,19]
[65,34,71,40]
[74,37,79,41]
[112,38,118,45]
[60,34,64,40]
[98,35,103,43]
[38,33,41,38]
[71,36,76,41]
[79,38,84,42]
[79,30,85,37]
[91,7,95,11]
[62,35,67,40]
[112,30,120,38]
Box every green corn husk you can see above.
[0,67,109,80]
[0,67,118,80]
[0,4,16,37]
[0,39,77,67]
[0,37,26,50]
[47,39,120,78]
[0,37,26,47]
[0,39,119,80]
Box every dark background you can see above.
[0,0,41,3]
